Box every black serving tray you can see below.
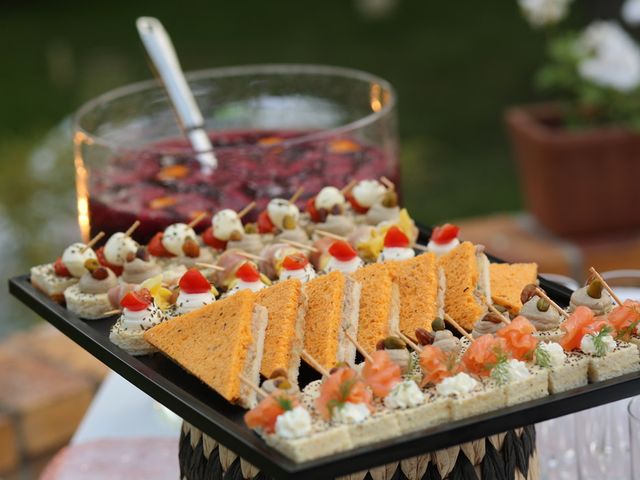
[8,242,640,479]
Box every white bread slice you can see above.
[264,425,353,462]
[504,367,549,406]
[546,352,589,394]
[393,390,451,434]
[448,379,507,420]
[239,305,269,408]
[587,342,640,383]
[64,284,112,320]
[337,276,361,366]
[109,321,158,356]
[347,410,401,448]
[30,263,78,303]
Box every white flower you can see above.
[623,0,640,26]
[518,0,572,28]
[578,21,640,92]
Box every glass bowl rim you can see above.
[73,63,397,153]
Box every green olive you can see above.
[84,258,100,272]
[536,298,550,312]
[432,317,445,331]
[229,230,243,241]
[244,223,258,234]
[587,280,603,299]
[381,191,398,208]
[383,336,406,350]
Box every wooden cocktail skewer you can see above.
[103,309,121,316]
[81,232,105,253]
[380,176,395,191]
[280,239,318,253]
[239,374,268,399]
[588,267,623,306]
[395,330,422,352]
[194,262,225,272]
[413,244,429,252]
[236,251,266,262]
[289,187,304,204]
[444,313,474,341]
[301,350,330,377]
[340,179,357,195]
[237,201,256,219]
[535,287,569,319]
[187,212,207,229]
[124,220,141,238]
[482,298,511,324]
[342,329,373,362]
[314,229,347,241]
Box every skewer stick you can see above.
[195,262,225,272]
[301,350,330,377]
[340,179,357,195]
[314,229,347,241]
[236,251,266,262]
[281,239,318,252]
[535,288,569,319]
[289,187,304,204]
[81,232,105,252]
[395,330,422,352]
[124,220,141,238]
[238,374,268,399]
[187,212,208,229]
[588,267,623,306]
[102,309,121,316]
[483,299,511,324]
[380,176,395,191]
[413,244,429,252]
[444,313,474,341]
[237,202,256,219]
[343,329,373,362]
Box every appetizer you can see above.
[226,262,269,295]
[279,253,316,283]
[569,279,614,316]
[377,226,415,263]
[170,268,217,316]
[109,288,166,356]
[306,186,354,236]
[347,179,386,214]
[64,261,118,319]
[325,240,363,274]
[489,262,538,315]
[427,223,460,257]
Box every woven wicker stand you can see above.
[179,422,538,480]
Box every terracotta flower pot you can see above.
[505,103,640,237]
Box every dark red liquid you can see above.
[88,130,398,243]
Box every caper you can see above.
[282,214,297,230]
[84,258,100,272]
[244,223,258,234]
[432,317,446,331]
[587,280,603,299]
[520,284,538,305]
[383,336,406,350]
[536,297,550,312]
[381,190,398,208]
[415,328,435,345]
[269,368,287,379]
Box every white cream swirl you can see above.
[162,223,196,256]
[120,303,164,331]
[62,242,98,278]
[104,233,139,266]
[274,406,312,439]
[212,209,244,241]
[279,264,316,283]
[536,342,566,367]
[436,372,478,396]
[504,360,532,381]
[176,291,215,315]
[331,402,370,424]
[378,247,415,263]
[326,256,363,274]
[226,279,266,296]
[384,380,425,409]
[427,238,460,257]
[581,333,616,356]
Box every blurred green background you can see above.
[0,0,608,337]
